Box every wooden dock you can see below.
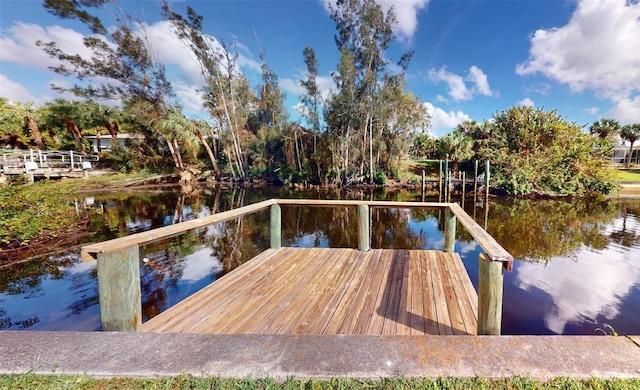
[142,247,478,336]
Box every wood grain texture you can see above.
[142,248,478,336]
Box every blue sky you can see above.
[1,0,639,136]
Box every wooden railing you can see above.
[81,199,513,335]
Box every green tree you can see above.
[411,133,437,159]
[325,0,427,184]
[39,0,178,167]
[620,123,640,168]
[476,106,616,196]
[438,131,474,173]
[589,118,620,141]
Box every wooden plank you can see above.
[365,250,395,335]
[395,250,413,335]
[275,199,448,210]
[197,247,314,333]
[408,250,426,335]
[448,203,513,264]
[292,248,358,334]
[429,251,454,335]
[286,249,355,334]
[82,199,277,261]
[448,253,478,334]
[352,249,392,335]
[435,252,467,335]
[419,250,438,335]
[260,248,339,334]
[336,250,383,334]
[303,249,368,334]
[381,250,405,335]
[322,250,373,334]
[143,248,284,332]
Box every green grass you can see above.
[1,374,639,390]
[616,169,640,182]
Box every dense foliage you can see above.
[410,107,622,197]
[0,182,84,249]
[476,107,618,196]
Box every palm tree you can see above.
[438,132,475,172]
[620,123,640,168]
[589,118,620,141]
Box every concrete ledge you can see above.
[1,331,639,380]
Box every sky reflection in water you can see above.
[0,189,638,335]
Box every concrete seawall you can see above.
[1,331,639,379]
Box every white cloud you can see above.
[428,66,472,101]
[322,0,430,41]
[173,81,207,116]
[435,94,447,103]
[279,72,334,101]
[586,107,600,116]
[423,102,471,136]
[467,65,493,97]
[516,241,639,334]
[0,74,38,103]
[517,97,535,107]
[516,0,640,107]
[0,19,263,113]
[605,95,640,125]
[428,65,496,102]
[0,22,98,69]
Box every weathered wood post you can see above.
[477,252,504,335]
[97,246,142,331]
[421,170,425,196]
[444,206,456,253]
[462,172,466,200]
[270,203,281,249]
[438,160,443,202]
[444,159,449,202]
[474,160,478,194]
[357,204,370,251]
[485,160,490,199]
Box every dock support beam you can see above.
[444,207,456,253]
[357,204,370,251]
[270,203,281,249]
[477,252,504,335]
[96,246,142,332]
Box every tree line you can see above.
[0,0,430,185]
[2,0,637,196]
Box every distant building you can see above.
[611,143,640,165]
[85,133,145,153]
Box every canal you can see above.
[1,186,638,335]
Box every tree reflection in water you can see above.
[0,186,638,334]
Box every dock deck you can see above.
[143,247,478,336]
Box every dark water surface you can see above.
[1,186,638,335]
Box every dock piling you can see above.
[477,252,504,335]
[444,207,456,253]
[270,203,282,249]
[96,246,142,332]
[357,204,370,251]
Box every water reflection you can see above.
[0,186,638,335]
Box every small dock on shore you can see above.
[0,148,98,181]
[82,199,513,336]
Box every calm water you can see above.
[1,186,638,335]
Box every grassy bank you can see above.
[617,169,640,182]
[1,374,639,390]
